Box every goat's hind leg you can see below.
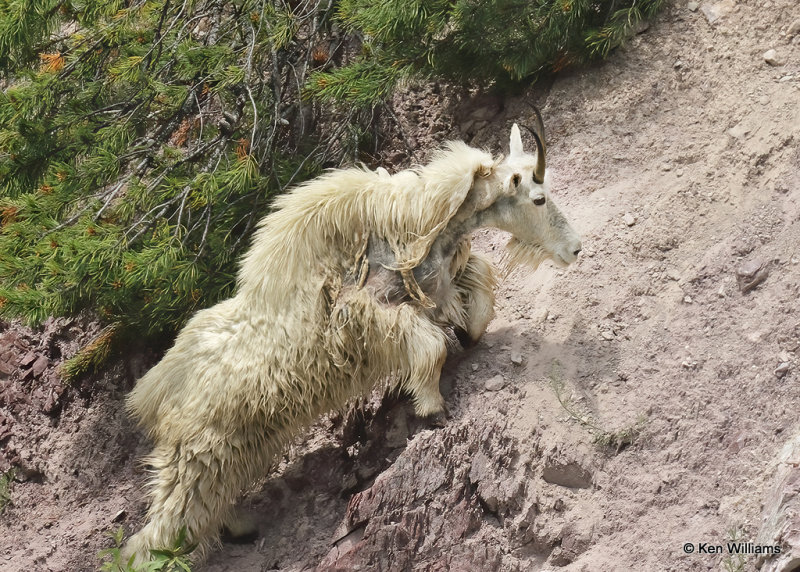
[123,440,242,564]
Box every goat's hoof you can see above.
[454,327,478,349]
[424,406,450,428]
[222,514,259,545]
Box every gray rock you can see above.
[0,359,14,377]
[633,19,650,35]
[550,521,594,565]
[468,106,499,121]
[31,355,49,377]
[763,49,782,66]
[700,0,735,24]
[788,19,800,36]
[623,212,637,227]
[18,351,37,367]
[736,258,770,293]
[687,1,699,11]
[510,353,523,366]
[484,375,506,391]
[774,362,790,378]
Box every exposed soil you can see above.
[2,0,800,570]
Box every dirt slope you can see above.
[2,0,800,570]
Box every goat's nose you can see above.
[573,248,582,256]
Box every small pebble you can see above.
[510,353,523,366]
[763,49,782,66]
[736,258,769,293]
[759,95,770,105]
[471,363,479,372]
[687,0,699,11]
[624,212,637,227]
[728,123,749,138]
[601,330,615,341]
[485,375,506,392]
[774,362,790,378]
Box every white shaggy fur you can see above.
[123,124,581,562]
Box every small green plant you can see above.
[722,525,747,572]
[60,323,120,383]
[0,468,15,513]
[548,360,646,452]
[99,526,195,572]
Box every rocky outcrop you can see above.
[317,415,599,571]
[758,433,800,572]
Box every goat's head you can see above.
[474,117,582,270]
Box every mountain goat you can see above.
[123,119,582,562]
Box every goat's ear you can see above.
[509,123,524,157]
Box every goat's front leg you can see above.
[453,253,497,347]
[327,290,450,418]
[389,304,450,417]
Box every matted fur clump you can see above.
[123,123,581,562]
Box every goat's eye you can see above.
[533,196,546,206]
[512,174,521,187]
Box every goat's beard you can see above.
[501,237,549,277]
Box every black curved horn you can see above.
[530,130,545,184]
[530,106,546,153]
